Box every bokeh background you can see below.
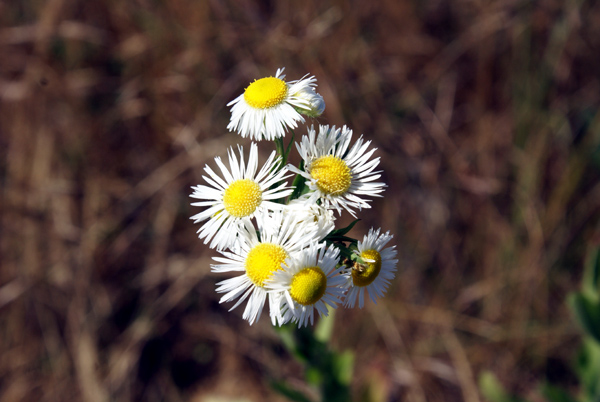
[2,0,600,401]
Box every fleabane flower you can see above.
[227,68,322,141]
[288,125,386,217]
[285,197,336,241]
[211,210,326,325]
[267,243,346,327]
[344,228,398,309]
[190,143,293,250]
[293,86,325,117]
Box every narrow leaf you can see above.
[575,338,600,400]
[583,246,600,297]
[314,308,335,343]
[325,235,355,243]
[568,292,600,344]
[539,383,577,402]
[270,380,313,402]
[479,371,528,402]
[332,350,354,385]
[275,324,308,363]
[327,219,360,237]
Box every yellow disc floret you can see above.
[310,155,352,195]
[223,179,262,218]
[352,249,382,287]
[244,77,288,109]
[289,266,327,306]
[245,243,288,287]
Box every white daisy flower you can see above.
[211,210,326,325]
[288,125,387,217]
[267,243,346,327]
[190,143,293,250]
[344,228,398,309]
[227,68,322,141]
[285,197,336,242]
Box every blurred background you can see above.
[1,0,600,401]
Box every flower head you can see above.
[288,125,386,217]
[285,197,336,242]
[267,243,346,327]
[190,143,293,250]
[344,228,398,308]
[211,210,327,325]
[293,85,325,117]
[227,68,323,141]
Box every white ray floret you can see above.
[288,125,386,217]
[227,68,324,141]
[344,228,398,309]
[284,197,337,242]
[211,210,327,325]
[190,143,293,250]
[267,243,346,327]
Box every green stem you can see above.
[274,131,296,170]
[272,314,354,402]
[274,136,286,169]
[289,160,307,202]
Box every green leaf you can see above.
[539,383,577,402]
[325,235,356,243]
[331,350,354,385]
[583,246,600,297]
[306,366,323,386]
[326,241,357,264]
[314,308,335,343]
[568,292,600,344]
[327,219,360,238]
[274,324,308,363]
[270,380,313,402]
[479,371,528,402]
[335,246,355,264]
[575,338,600,400]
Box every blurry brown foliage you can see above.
[1,0,599,401]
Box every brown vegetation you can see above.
[1,0,599,401]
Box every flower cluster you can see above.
[191,68,398,327]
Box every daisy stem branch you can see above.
[273,316,353,402]
[274,136,286,169]
[271,133,297,204]
[274,131,296,170]
[289,160,307,202]
[284,131,295,162]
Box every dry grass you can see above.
[1,0,600,401]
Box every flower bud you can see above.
[294,87,325,117]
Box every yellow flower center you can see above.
[223,179,262,218]
[243,77,288,109]
[310,155,352,195]
[245,243,287,287]
[289,266,327,306]
[352,249,382,287]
